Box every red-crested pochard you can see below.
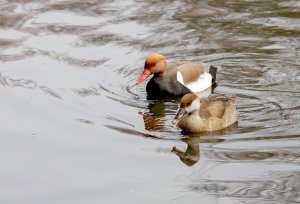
[136,54,218,99]
[173,93,237,132]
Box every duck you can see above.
[136,53,218,99]
[172,93,238,132]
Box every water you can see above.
[0,0,299,203]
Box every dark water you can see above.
[1,0,300,203]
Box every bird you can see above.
[136,53,218,99]
[172,93,237,132]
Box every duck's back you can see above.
[221,94,238,127]
[167,62,208,81]
[200,94,237,130]
[166,61,212,93]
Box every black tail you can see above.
[209,65,218,83]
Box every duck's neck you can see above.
[189,110,200,118]
[179,110,203,131]
[190,109,203,122]
[155,60,167,77]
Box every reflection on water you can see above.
[0,0,300,203]
[172,137,224,166]
[173,135,300,203]
[172,123,237,166]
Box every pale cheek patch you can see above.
[185,100,200,113]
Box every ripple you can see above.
[0,13,26,28]
[123,84,139,97]
[104,124,161,140]
[23,34,78,52]
[248,17,300,31]
[204,149,300,163]
[0,50,35,62]
[81,31,125,46]
[39,85,63,99]
[278,1,300,8]
[0,73,63,99]
[33,11,105,26]
[53,54,108,68]
[67,46,112,61]
[102,21,150,39]
[0,29,30,41]
[175,4,229,18]
[0,0,300,203]
[189,171,300,203]
[76,118,95,125]
[73,87,101,97]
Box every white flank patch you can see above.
[185,72,212,93]
[176,71,184,84]
[195,86,212,98]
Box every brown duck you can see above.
[173,93,238,132]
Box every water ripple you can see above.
[189,171,300,203]
[0,73,63,99]
[204,149,300,163]
[1,0,300,203]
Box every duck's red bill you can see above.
[136,69,151,84]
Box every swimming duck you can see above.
[136,54,218,99]
[173,93,237,132]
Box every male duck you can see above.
[136,54,218,99]
[173,93,238,132]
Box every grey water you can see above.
[0,0,300,203]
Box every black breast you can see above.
[146,76,191,99]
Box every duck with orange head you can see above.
[136,54,218,99]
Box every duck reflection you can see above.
[172,136,224,166]
[172,137,201,166]
[139,99,178,131]
[172,122,238,166]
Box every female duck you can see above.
[173,93,238,132]
[136,54,218,99]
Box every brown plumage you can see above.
[173,93,238,132]
[167,62,206,83]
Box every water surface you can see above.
[0,0,300,203]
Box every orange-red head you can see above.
[136,54,166,85]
